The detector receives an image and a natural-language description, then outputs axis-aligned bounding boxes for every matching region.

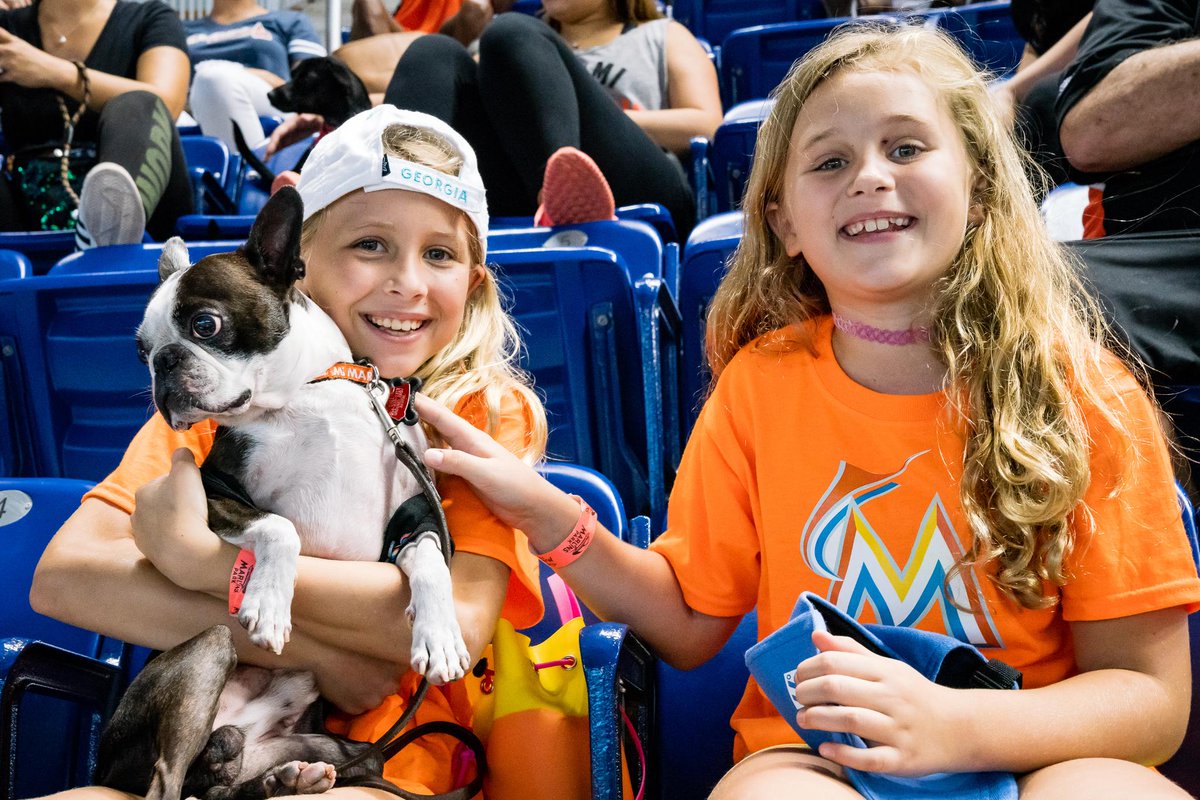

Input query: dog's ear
[158,237,191,282]
[243,185,306,294]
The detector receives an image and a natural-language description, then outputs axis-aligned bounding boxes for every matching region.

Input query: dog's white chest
[238,382,423,561]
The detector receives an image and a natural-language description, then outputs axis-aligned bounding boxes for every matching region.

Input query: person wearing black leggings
[381,3,721,235]
[0,0,193,246]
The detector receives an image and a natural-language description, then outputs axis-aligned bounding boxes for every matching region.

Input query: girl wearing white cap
[33,105,549,797]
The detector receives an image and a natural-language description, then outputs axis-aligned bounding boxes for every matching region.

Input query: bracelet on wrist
[534,494,597,570]
[228,548,256,615]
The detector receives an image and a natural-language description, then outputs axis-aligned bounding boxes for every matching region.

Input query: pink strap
[547,573,582,624]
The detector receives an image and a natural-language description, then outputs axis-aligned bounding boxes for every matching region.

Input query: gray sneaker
[74,162,146,249]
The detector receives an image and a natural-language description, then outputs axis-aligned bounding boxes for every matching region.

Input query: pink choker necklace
[832,311,931,346]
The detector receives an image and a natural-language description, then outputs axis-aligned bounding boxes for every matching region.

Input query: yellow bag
[469,576,641,800]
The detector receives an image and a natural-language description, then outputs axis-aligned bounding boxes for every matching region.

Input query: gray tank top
[573,18,669,112]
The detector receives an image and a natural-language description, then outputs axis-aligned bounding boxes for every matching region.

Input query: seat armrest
[581,623,656,800]
[1,638,123,798]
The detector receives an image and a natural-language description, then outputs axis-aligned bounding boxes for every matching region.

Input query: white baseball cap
[296,105,490,255]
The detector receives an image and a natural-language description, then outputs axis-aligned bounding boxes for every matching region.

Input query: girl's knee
[1019,758,1193,799]
[709,748,860,800]
[190,61,249,104]
[478,12,541,60]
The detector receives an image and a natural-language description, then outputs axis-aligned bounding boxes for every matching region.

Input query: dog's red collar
[309,361,421,426]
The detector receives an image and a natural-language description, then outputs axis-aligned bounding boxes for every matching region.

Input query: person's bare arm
[416,395,741,669]
[625,21,722,155]
[1060,36,1200,173]
[0,33,189,118]
[30,498,405,713]
[1004,13,1092,103]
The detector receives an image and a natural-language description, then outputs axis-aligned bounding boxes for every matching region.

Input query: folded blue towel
[744,591,1019,800]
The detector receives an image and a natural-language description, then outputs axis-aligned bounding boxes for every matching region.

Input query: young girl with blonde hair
[413,23,1200,799]
[32,105,547,797]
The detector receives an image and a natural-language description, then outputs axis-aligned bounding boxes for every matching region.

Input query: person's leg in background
[188,59,285,150]
[77,90,193,247]
[382,32,528,217]
[475,13,696,233]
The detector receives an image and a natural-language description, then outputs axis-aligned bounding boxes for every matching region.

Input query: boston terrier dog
[93,186,472,800]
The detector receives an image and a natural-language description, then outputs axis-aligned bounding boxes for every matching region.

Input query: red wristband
[536,495,597,569]
[228,548,256,615]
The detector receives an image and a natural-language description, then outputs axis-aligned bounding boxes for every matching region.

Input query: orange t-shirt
[392,0,463,32]
[650,316,1200,762]
[85,389,543,793]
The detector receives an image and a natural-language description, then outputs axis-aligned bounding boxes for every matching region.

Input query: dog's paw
[262,761,336,797]
[200,725,245,785]
[238,583,293,654]
[409,613,472,685]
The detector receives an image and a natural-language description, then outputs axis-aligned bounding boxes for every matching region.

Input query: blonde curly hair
[707,22,1149,609]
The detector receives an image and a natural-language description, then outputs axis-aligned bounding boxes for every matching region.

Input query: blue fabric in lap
[745,591,1019,800]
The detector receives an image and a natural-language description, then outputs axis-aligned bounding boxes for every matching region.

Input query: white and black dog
[92,187,473,800]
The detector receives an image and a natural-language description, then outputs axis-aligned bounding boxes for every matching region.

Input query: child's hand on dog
[416,394,582,555]
[131,448,230,594]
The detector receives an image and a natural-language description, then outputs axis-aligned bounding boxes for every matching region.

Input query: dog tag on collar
[386,377,421,426]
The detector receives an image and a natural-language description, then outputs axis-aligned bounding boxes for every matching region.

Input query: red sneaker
[534,147,616,227]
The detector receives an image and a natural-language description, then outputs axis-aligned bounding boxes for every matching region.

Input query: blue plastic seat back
[653,611,756,800]
[0,477,101,655]
[181,135,233,215]
[490,218,667,283]
[0,476,115,799]
[0,243,239,480]
[491,246,679,523]
[672,0,826,49]
[710,99,773,213]
[492,203,679,245]
[0,231,76,276]
[924,0,1022,78]
[720,17,855,106]
[678,211,743,438]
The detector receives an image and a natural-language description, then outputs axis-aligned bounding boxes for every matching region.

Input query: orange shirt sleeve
[1061,357,1200,620]
[440,390,544,630]
[392,0,463,32]
[83,415,217,514]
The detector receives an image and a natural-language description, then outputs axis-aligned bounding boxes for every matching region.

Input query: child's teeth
[371,316,422,331]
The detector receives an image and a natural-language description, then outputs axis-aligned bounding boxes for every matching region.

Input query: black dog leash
[200,362,486,800]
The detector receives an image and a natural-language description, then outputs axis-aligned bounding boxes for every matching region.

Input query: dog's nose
[153,343,186,374]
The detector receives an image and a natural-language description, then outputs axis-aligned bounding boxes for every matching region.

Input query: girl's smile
[299,188,481,379]
[768,67,976,321]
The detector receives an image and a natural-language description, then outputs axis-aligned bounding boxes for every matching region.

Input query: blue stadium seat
[709,99,772,214]
[492,246,680,524]
[0,231,76,276]
[924,0,1022,78]
[180,135,233,215]
[720,16,868,106]
[0,243,242,479]
[0,249,29,280]
[492,203,680,245]
[1162,485,1200,795]
[670,0,826,53]
[0,476,126,800]
[678,211,742,437]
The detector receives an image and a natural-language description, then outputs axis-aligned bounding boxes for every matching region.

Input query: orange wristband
[536,495,597,569]
[228,548,256,615]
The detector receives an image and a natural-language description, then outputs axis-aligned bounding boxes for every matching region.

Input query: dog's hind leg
[95,626,239,800]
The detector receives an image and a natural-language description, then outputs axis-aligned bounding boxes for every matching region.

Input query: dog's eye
[135,341,150,364]
[190,313,221,340]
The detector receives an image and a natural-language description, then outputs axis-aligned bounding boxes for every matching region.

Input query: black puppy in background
[234,57,372,186]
